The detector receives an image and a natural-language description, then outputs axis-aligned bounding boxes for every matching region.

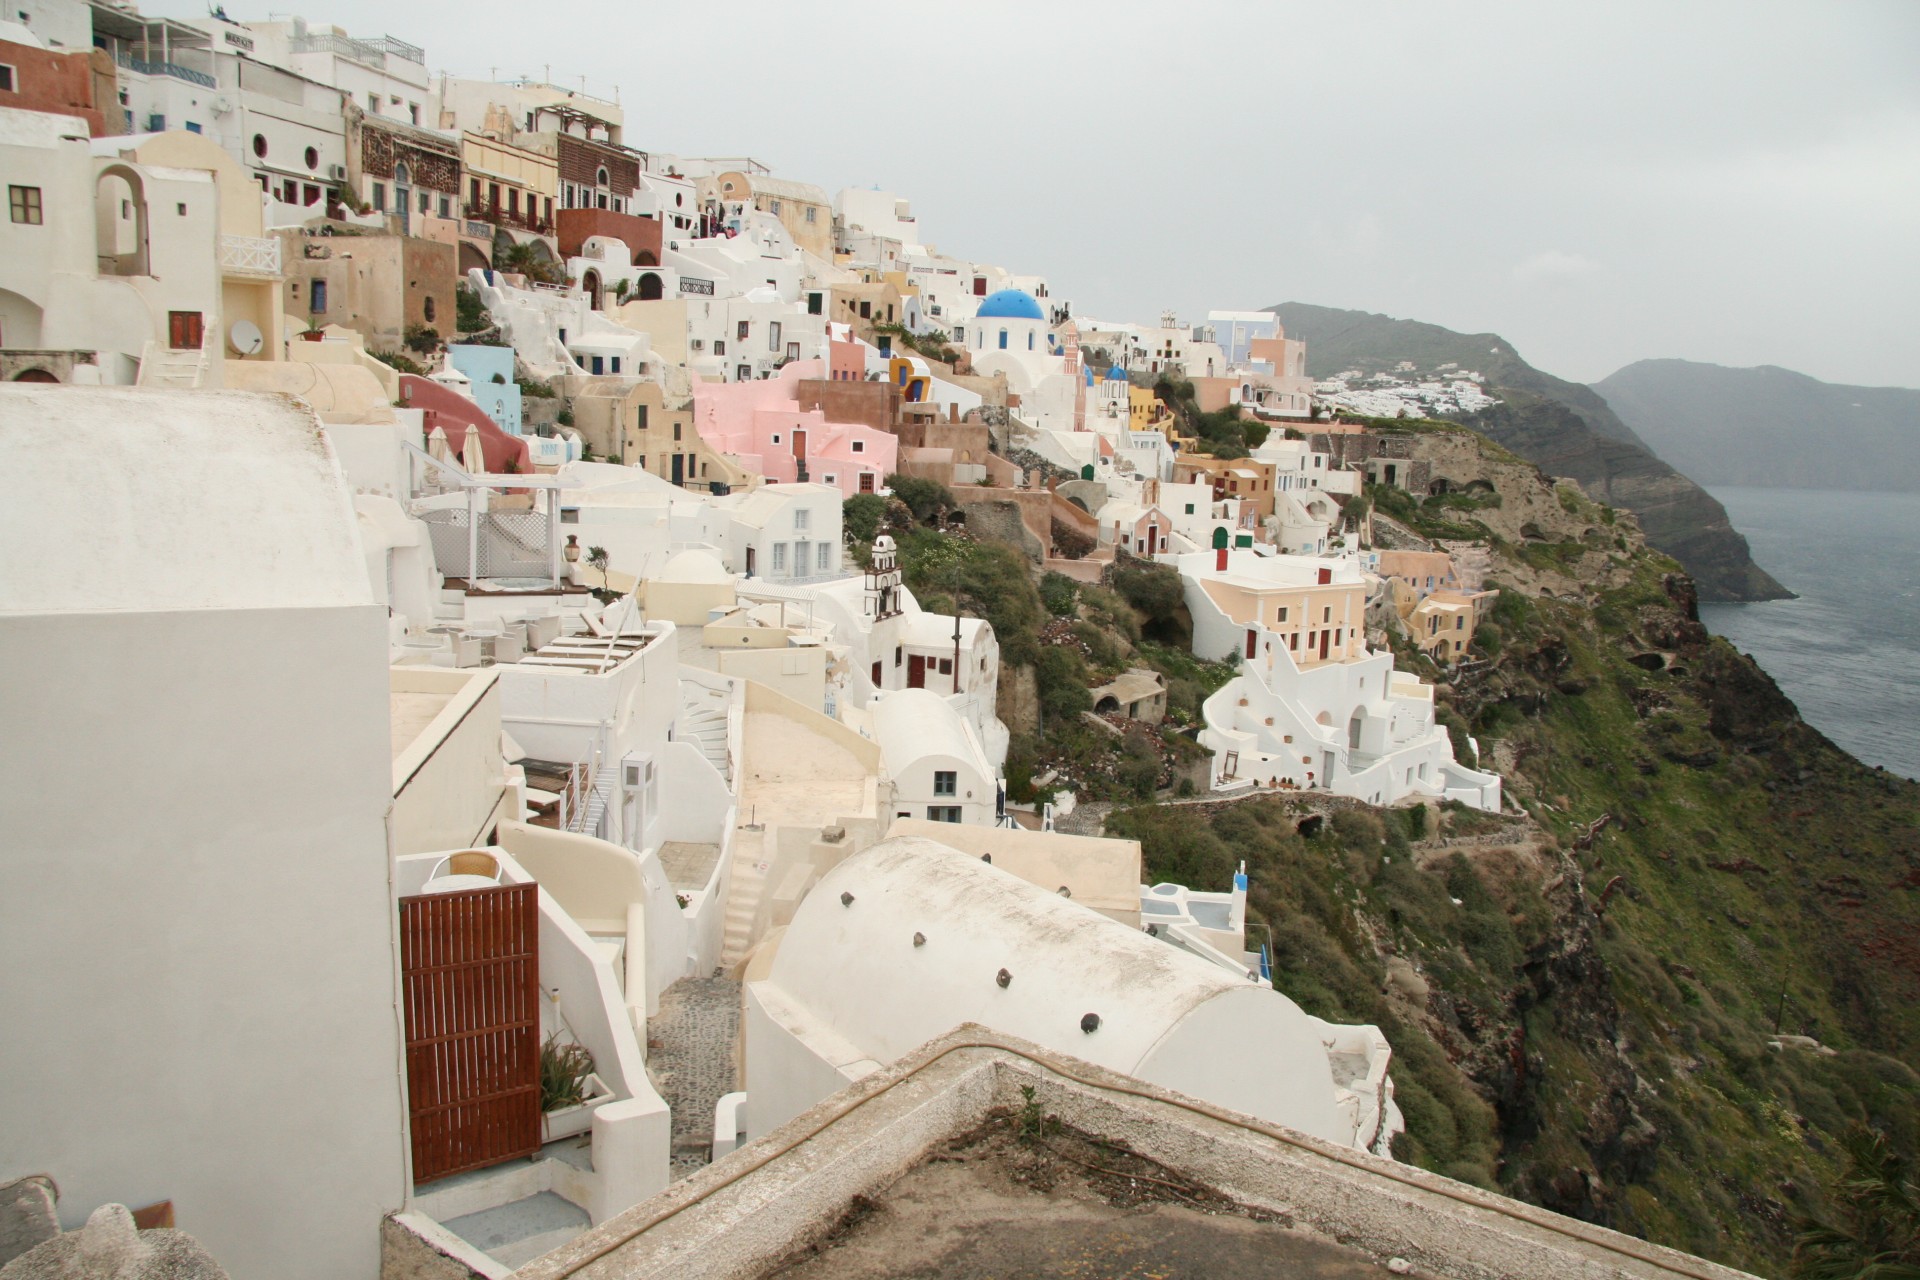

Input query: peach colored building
[1196,568,1366,668]
[692,360,896,497]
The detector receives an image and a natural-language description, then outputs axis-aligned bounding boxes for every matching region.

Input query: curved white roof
[873,688,981,775]
[658,548,732,585]
[1,388,372,615]
[768,836,1345,1142]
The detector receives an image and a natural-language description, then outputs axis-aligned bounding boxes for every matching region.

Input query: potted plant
[540,1033,611,1141]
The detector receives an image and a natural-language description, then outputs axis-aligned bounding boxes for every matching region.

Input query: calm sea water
[1699,487,1920,780]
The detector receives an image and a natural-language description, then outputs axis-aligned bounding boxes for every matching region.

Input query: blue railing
[117,53,216,88]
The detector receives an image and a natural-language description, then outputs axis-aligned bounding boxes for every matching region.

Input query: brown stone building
[276,229,457,353]
[0,36,115,136]
[351,113,462,231]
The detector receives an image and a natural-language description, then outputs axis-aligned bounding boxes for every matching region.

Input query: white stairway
[673,698,732,785]
[717,829,765,969]
[134,342,209,389]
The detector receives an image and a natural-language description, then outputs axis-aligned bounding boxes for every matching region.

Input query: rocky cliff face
[1268,302,1791,602]
[1461,396,1790,602]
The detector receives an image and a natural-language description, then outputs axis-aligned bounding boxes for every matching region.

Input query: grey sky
[154,0,1920,388]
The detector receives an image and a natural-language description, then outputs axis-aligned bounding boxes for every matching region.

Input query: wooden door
[1320,630,1330,661]
[167,311,203,351]
[907,654,926,688]
[400,883,541,1184]
[1245,629,1257,660]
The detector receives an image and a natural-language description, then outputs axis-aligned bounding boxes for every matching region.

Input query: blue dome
[975,289,1046,321]
[1105,365,1128,381]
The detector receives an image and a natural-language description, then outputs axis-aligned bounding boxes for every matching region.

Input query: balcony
[464,202,552,237]
[289,31,424,68]
[113,50,215,88]
[219,234,281,277]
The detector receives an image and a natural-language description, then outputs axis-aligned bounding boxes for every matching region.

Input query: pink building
[692,361,897,497]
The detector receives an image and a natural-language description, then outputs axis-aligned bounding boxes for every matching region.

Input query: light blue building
[1206,311,1278,368]
[448,344,522,435]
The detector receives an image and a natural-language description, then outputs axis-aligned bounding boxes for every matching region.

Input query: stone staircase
[135,341,210,389]
[717,828,765,969]
[674,692,732,785]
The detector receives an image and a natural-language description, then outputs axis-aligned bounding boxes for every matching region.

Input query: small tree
[885,473,955,523]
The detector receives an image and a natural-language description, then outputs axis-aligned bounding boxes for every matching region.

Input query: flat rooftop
[772,1122,1399,1280]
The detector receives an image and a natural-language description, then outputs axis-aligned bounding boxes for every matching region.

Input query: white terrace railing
[219,234,281,277]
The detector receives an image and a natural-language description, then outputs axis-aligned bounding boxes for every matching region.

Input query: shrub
[404,323,441,355]
[843,493,888,545]
[454,286,490,334]
[886,473,955,523]
[539,1034,595,1112]
[370,349,423,375]
[1039,572,1080,619]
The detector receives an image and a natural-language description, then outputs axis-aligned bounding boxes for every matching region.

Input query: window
[926,806,962,823]
[807,292,823,315]
[794,508,810,531]
[771,542,787,572]
[418,191,429,214]
[439,195,450,218]
[561,508,580,524]
[0,65,13,93]
[894,646,903,667]
[252,133,268,158]
[851,440,864,453]
[422,296,436,323]
[768,321,781,351]
[769,199,781,214]
[736,365,750,381]
[1185,503,1195,514]
[787,342,800,361]
[737,320,751,341]
[9,185,42,225]
[1323,607,1332,622]
[771,434,782,445]
[671,422,681,441]
[409,102,420,125]
[817,543,831,571]
[371,182,386,211]
[489,182,500,208]
[310,279,328,313]
[804,205,816,222]
[998,328,1008,350]
[713,340,725,356]
[937,658,952,674]
[933,770,957,797]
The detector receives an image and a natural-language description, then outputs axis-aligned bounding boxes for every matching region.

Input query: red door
[791,429,806,460]
[167,311,204,351]
[907,654,926,688]
[1245,629,1257,660]
[1320,630,1330,661]
[858,473,876,494]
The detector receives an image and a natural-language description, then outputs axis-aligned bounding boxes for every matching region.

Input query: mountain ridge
[1266,302,1790,602]
[1592,358,1920,492]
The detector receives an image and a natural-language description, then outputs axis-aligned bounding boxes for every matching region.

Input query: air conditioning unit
[327,163,347,181]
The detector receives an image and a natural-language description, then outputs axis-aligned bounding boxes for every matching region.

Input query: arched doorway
[458,241,490,275]
[1347,711,1364,750]
[635,250,658,267]
[1211,526,1229,550]
[12,368,59,383]
[636,273,663,301]
[581,268,602,311]
[95,164,149,277]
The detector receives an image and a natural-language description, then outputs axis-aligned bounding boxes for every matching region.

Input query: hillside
[1268,303,1790,603]
[867,424,1919,1276]
[1594,359,1920,492]
[998,420,1918,1278]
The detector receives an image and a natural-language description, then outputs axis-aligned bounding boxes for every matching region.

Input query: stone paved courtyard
[647,970,741,1180]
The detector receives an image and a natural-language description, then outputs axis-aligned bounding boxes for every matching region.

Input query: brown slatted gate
[400,882,542,1184]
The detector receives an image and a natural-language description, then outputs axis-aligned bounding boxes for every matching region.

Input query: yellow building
[1197,572,1366,668]
[709,171,832,257]
[124,132,284,371]
[570,378,755,490]
[1410,589,1499,663]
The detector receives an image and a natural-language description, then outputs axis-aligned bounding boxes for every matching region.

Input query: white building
[0,387,408,1279]
[1178,549,1501,811]
[741,835,1401,1155]
[1,108,223,386]
[875,689,999,826]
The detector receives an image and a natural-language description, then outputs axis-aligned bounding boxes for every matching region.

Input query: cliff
[1267,303,1790,602]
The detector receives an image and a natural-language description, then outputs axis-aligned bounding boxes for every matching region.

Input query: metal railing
[114,51,216,88]
[289,30,424,67]
[218,234,281,276]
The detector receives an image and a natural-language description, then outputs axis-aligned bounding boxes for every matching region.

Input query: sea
[1699,487,1920,780]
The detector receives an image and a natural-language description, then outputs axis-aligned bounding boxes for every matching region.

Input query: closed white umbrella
[461,426,486,475]
[427,424,453,464]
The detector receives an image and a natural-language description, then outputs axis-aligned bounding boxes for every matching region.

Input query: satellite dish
[228,319,263,356]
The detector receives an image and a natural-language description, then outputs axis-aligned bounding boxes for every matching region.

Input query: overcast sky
[154,0,1920,388]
